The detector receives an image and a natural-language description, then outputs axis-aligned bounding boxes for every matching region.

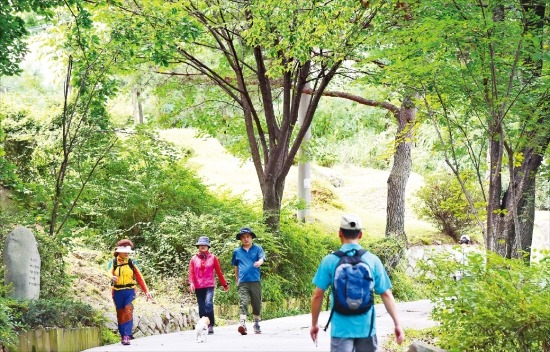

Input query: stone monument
[3,226,41,299]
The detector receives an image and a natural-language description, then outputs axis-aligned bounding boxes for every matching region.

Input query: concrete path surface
[83,300,435,352]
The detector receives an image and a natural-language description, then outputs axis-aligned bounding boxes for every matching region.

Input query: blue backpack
[324,249,375,333]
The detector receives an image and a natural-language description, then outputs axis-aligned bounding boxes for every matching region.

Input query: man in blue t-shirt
[310,214,404,351]
[232,227,266,335]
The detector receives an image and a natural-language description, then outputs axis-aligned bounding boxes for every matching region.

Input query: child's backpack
[324,249,375,333]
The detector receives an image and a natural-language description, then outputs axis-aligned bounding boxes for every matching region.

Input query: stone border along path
[83,300,435,352]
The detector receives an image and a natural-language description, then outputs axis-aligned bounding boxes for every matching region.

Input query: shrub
[11,299,106,329]
[412,171,485,241]
[34,231,72,299]
[365,236,425,302]
[0,297,116,347]
[418,250,550,351]
[0,299,18,351]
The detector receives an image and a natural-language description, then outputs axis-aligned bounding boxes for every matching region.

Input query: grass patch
[383,327,439,352]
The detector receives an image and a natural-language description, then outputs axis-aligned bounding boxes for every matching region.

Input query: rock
[3,227,41,299]
[408,341,447,352]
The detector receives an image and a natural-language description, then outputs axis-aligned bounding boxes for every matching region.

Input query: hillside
[67,127,549,336]
[158,128,437,238]
[67,128,437,332]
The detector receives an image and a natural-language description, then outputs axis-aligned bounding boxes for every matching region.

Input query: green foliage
[418,250,550,351]
[412,172,485,241]
[0,0,82,75]
[272,216,340,297]
[365,236,425,301]
[11,299,104,329]
[0,296,110,349]
[309,95,394,169]
[310,110,394,169]
[137,209,248,278]
[383,327,438,352]
[0,102,36,191]
[315,131,393,169]
[386,269,425,302]
[76,129,214,239]
[364,236,406,273]
[35,231,72,299]
[0,299,18,351]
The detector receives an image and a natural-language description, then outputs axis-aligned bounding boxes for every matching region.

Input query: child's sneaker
[121,336,131,345]
[238,320,247,335]
[253,321,261,334]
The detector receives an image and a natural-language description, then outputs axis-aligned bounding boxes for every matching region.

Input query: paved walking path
[84,300,435,352]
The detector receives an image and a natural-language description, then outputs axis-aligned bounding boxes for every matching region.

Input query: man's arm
[234,266,239,284]
[380,290,404,345]
[310,287,324,342]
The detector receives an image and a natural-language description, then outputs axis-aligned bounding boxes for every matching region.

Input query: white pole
[297,83,312,222]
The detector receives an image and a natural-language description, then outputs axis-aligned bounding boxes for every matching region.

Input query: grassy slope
[158,128,439,242]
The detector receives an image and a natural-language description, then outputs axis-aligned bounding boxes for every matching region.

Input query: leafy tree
[85,0,401,231]
[376,0,549,259]
[0,0,80,76]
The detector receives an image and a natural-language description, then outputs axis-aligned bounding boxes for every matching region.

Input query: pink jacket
[188,252,228,289]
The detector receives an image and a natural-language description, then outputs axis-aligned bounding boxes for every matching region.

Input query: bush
[412,171,485,241]
[10,299,106,329]
[418,250,550,351]
[365,236,425,302]
[0,299,18,351]
[0,297,114,349]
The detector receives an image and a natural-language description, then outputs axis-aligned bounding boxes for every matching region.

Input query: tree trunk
[385,97,415,244]
[261,176,285,232]
[488,144,546,259]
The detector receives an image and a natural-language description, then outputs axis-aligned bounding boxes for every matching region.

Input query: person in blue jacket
[232,227,266,335]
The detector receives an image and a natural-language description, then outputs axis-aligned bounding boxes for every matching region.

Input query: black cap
[236,227,256,240]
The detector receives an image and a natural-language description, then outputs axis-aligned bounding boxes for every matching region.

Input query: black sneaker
[208,326,214,335]
[253,323,261,334]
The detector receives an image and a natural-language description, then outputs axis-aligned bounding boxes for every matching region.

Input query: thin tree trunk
[385,97,415,245]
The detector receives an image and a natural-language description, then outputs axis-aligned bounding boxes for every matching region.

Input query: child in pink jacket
[188,236,229,334]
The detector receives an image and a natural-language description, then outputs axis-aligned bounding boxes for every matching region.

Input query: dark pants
[330,335,378,352]
[195,287,215,327]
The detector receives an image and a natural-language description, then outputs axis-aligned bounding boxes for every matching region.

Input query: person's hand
[223,285,229,292]
[111,276,118,284]
[310,325,319,346]
[394,325,405,345]
[253,260,262,268]
[189,283,195,293]
[145,292,153,302]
